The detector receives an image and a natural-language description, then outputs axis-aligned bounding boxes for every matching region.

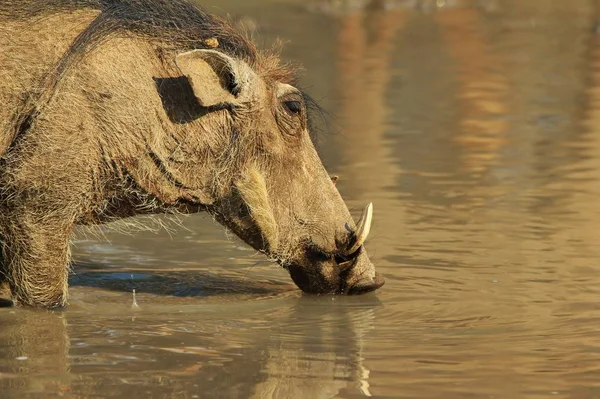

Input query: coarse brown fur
[0,0,382,308]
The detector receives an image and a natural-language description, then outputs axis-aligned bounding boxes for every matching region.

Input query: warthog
[0,0,384,308]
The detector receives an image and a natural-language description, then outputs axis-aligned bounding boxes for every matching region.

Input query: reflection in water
[0,311,71,397]
[250,297,379,398]
[5,0,600,397]
[0,296,379,398]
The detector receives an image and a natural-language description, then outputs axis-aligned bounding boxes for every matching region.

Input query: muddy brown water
[3,0,600,397]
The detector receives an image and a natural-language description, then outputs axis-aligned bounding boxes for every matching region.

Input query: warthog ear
[175,49,241,107]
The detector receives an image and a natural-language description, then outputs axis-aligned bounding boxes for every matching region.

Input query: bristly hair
[0,0,297,85]
[0,0,299,150]
[0,0,256,59]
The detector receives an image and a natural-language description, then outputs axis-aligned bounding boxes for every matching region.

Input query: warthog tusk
[347,202,373,255]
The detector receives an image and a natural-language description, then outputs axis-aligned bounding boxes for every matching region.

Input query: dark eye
[283,100,302,115]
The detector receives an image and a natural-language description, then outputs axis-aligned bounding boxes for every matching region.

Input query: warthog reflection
[249,296,379,398]
[0,274,380,398]
[0,310,71,395]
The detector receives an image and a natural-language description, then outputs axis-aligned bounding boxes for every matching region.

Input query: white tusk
[347,202,373,255]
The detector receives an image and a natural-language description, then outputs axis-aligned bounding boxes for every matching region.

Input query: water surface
[3,0,600,397]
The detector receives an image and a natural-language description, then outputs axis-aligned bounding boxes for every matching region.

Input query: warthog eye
[283,100,302,115]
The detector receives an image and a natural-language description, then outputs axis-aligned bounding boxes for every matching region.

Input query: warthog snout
[287,203,384,295]
[287,247,385,295]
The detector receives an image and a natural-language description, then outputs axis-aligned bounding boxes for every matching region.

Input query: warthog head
[172,49,384,294]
